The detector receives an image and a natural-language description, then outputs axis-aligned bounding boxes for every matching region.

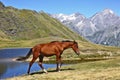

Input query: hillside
[0,2,83,42]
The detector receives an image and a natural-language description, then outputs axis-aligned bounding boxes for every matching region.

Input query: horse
[17,40,80,74]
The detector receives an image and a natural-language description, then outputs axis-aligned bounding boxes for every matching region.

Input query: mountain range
[51,9,120,47]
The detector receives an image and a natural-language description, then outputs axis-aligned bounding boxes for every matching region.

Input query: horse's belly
[42,52,55,57]
[41,50,56,56]
[41,46,59,56]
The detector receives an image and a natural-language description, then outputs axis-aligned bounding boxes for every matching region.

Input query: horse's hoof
[27,72,30,75]
[56,70,60,72]
[58,70,60,72]
[43,69,48,73]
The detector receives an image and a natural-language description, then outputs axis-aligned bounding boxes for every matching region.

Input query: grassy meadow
[2,38,120,80]
[7,55,120,80]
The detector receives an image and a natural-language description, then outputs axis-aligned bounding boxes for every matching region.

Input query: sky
[0,0,120,17]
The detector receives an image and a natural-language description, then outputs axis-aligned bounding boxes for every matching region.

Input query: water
[0,48,29,59]
[0,48,56,79]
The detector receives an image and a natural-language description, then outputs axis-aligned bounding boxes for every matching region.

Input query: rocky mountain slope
[51,9,120,46]
[0,2,82,41]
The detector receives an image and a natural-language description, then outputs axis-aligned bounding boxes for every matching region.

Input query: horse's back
[33,42,62,56]
[40,42,62,51]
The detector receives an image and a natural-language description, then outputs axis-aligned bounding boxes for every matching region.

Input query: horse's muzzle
[76,51,80,56]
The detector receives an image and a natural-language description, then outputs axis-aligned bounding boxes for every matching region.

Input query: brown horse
[17,40,80,74]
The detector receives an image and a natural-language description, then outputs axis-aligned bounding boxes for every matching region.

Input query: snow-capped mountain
[51,9,120,46]
[91,9,120,30]
[52,13,97,37]
[88,9,120,46]
[52,12,85,22]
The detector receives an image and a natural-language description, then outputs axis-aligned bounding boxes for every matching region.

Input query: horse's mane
[50,40,71,43]
[50,41,59,43]
[62,40,72,42]
[62,40,77,44]
[50,40,77,43]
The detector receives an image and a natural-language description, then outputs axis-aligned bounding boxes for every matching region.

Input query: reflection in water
[0,48,56,79]
[0,63,7,76]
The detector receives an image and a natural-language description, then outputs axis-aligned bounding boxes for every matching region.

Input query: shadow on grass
[80,57,113,62]
[30,68,75,75]
[44,57,114,64]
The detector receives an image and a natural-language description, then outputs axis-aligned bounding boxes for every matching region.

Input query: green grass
[0,7,83,40]
[7,56,120,80]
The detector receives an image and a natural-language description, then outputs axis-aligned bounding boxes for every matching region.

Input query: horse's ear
[73,40,76,43]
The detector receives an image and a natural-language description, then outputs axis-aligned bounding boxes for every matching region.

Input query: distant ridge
[51,9,120,47]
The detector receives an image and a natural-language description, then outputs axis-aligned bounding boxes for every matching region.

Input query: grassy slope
[0,6,82,40]
[0,6,85,48]
[0,30,8,40]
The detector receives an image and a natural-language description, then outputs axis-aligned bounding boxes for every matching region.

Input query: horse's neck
[62,42,73,49]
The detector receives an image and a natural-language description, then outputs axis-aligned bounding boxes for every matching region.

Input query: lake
[0,48,56,79]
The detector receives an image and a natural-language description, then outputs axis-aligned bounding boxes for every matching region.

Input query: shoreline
[13,56,114,64]
[6,56,120,80]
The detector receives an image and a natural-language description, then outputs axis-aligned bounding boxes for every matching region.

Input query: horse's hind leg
[27,54,38,74]
[56,55,62,72]
[38,55,47,73]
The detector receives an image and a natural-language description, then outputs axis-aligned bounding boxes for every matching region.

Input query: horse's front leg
[38,55,48,73]
[56,55,62,72]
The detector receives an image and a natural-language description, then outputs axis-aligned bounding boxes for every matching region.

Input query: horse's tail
[16,48,32,61]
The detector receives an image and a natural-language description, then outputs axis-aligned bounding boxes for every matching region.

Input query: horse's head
[71,41,80,56]
[62,40,80,55]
